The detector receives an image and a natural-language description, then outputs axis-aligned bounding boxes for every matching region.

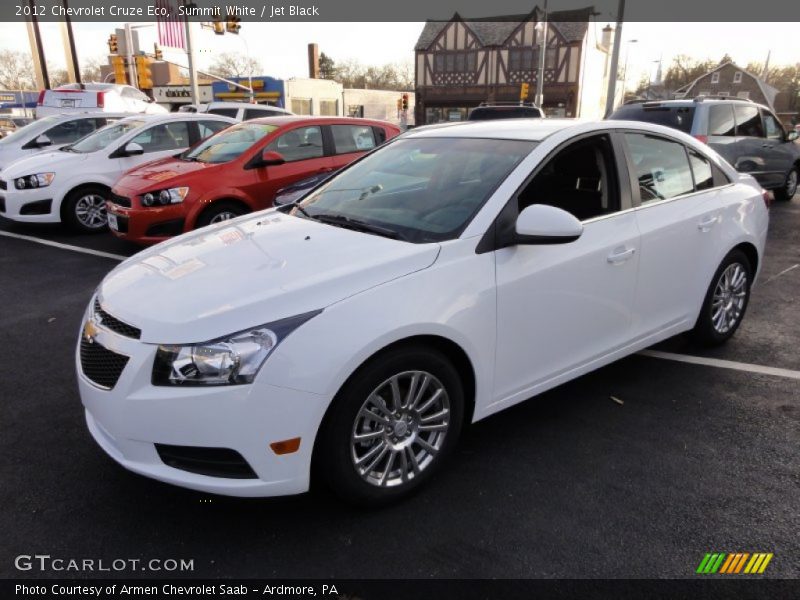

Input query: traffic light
[401,93,409,111]
[226,15,241,34]
[520,82,530,101]
[212,17,224,35]
[108,34,118,54]
[154,45,163,61]
[111,55,127,85]
[135,55,154,90]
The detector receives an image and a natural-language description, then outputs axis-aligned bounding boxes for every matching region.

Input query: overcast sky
[0,20,797,89]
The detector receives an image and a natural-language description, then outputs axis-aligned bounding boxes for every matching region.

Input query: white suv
[36,84,168,119]
[180,101,293,121]
[0,113,234,231]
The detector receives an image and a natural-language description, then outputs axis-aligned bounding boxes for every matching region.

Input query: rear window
[609,105,696,134]
[208,108,238,118]
[468,107,542,120]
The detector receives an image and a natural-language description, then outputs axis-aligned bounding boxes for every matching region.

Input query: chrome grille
[94,298,141,340]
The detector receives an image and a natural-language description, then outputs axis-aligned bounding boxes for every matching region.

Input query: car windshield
[0,116,59,145]
[68,120,145,153]
[293,137,535,243]
[609,104,696,133]
[183,122,278,163]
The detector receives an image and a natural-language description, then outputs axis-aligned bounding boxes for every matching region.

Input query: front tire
[316,345,464,506]
[62,185,109,233]
[195,201,247,229]
[692,249,752,346]
[773,167,798,202]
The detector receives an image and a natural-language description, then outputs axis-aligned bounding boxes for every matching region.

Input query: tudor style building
[414,7,617,124]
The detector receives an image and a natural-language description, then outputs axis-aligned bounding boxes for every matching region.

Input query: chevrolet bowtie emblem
[83,319,99,344]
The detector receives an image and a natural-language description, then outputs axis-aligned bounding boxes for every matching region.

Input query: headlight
[14,172,55,190]
[141,187,189,207]
[152,310,322,386]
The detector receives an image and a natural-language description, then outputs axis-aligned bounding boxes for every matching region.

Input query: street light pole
[620,39,637,106]
[604,0,625,117]
[183,2,200,104]
[535,0,548,109]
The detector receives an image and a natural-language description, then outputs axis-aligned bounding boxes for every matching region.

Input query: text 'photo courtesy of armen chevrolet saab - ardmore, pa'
[0,0,799,597]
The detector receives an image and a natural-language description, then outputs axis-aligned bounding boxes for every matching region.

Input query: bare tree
[0,49,36,90]
[207,52,262,79]
[81,56,104,83]
[47,65,70,88]
[327,57,414,91]
[318,52,336,79]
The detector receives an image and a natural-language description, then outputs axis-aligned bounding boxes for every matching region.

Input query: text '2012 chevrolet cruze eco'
[77,119,769,505]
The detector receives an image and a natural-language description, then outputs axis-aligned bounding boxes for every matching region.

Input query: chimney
[601,25,613,52]
[308,43,319,79]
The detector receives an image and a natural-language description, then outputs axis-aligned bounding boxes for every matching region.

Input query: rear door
[625,132,728,336]
[730,104,771,186]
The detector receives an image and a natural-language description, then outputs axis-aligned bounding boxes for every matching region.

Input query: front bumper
[107,200,188,245]
[76,319,330,497]
[0,185,58,223]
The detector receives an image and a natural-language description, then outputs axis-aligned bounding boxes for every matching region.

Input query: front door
[493,133,640,406]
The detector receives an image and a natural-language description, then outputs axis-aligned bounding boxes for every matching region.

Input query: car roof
[116,113,237,125]
[621,98,772,111]
[405,118,582,141]
[243,115,397,127]
[206,101,291,111]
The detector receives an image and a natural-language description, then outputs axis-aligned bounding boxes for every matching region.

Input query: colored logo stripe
[698,553,773,574]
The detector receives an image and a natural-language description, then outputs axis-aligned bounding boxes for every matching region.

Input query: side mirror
[787,130,799,142]
[123,142,144,156]
[35,134,52,147]
[245,149,286,170]
[514,204,583,244]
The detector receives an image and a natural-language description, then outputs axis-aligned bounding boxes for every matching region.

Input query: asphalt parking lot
[1,197,798,581]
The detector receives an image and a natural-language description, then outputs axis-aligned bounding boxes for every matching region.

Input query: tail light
[96,91,105,108]
[693,134,708,144]
[762,189,772,209]
[37,90,45,106]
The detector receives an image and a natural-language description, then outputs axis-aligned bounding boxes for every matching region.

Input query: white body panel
[36,84,168,119]
[76,119,769,497]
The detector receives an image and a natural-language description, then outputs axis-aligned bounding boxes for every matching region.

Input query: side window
[688,150,714,191]
[198,120,229,138]
[243,108,272,121]
[624,133,694,202]
[265,125,323,161]
[208,108,238,118]
[708,105,736,136]
[130,122,190,153]
[45,119,96,144]
[762,111,784,141]
[517,134,619,221]
[372,126,387,144]
[734,105,765,137]
[330,125,376,155]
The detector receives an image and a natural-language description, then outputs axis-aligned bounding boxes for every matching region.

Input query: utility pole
[535,0,548,108]
[183,2,200,104]
[124,23,136,88]
[604,0,625,118]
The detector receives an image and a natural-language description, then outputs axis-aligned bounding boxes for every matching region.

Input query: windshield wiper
[309,213,407,241]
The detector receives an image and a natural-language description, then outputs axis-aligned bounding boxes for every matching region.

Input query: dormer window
[711,72,720,84]
[733,72,743,84]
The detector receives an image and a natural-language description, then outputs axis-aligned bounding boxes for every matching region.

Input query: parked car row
[0,111,401,243]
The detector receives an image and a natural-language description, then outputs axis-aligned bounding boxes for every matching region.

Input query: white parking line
[639,349,800,381]
[0,230,127,261]
[764,263,799,284]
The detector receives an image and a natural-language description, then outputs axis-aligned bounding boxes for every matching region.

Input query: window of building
[517,134,620,221]
[348,105,364,118]
[319,99,338,116]
[291,98,312,115]
[624,133,694,202]
[711,72,720,84]
[509,48,535,72]
[330,125,376,154]
[545,47,557,69]
[734,105,765,137]
[435,51,477,73]
[733,71,743,84]
[265,125,323,161]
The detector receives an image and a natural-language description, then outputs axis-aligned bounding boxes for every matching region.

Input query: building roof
[414,6,595,50]
[675,61,779,109]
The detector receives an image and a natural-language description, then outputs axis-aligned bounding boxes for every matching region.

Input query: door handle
[607,247,636,264]
[697,215,718,232]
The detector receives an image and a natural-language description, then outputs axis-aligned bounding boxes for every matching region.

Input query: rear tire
[315,345,464,506]
[195,201,247,229]
[773,167,798,202]
[62,185,109,233]
[691,249,752,346]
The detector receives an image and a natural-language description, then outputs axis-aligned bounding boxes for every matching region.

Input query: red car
[107,116,400,244]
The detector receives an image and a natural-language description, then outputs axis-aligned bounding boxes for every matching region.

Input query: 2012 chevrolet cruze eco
[77,119,769,505]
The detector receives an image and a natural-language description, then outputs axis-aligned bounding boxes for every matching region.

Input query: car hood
[114,156,217,193]
[2,148,88,177]
[98,211,440,344]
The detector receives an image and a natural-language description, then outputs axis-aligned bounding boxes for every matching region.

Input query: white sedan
[76,119,769,505]
[0,113,234,232]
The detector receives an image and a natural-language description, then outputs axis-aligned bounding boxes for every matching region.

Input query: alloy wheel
[209,211,238,224]
[350,370,450,488]
[711,262,748,334]
[74,194,108,229]
[786,170,798,198]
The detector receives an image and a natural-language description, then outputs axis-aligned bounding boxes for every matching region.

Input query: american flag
[156,0,186,50]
